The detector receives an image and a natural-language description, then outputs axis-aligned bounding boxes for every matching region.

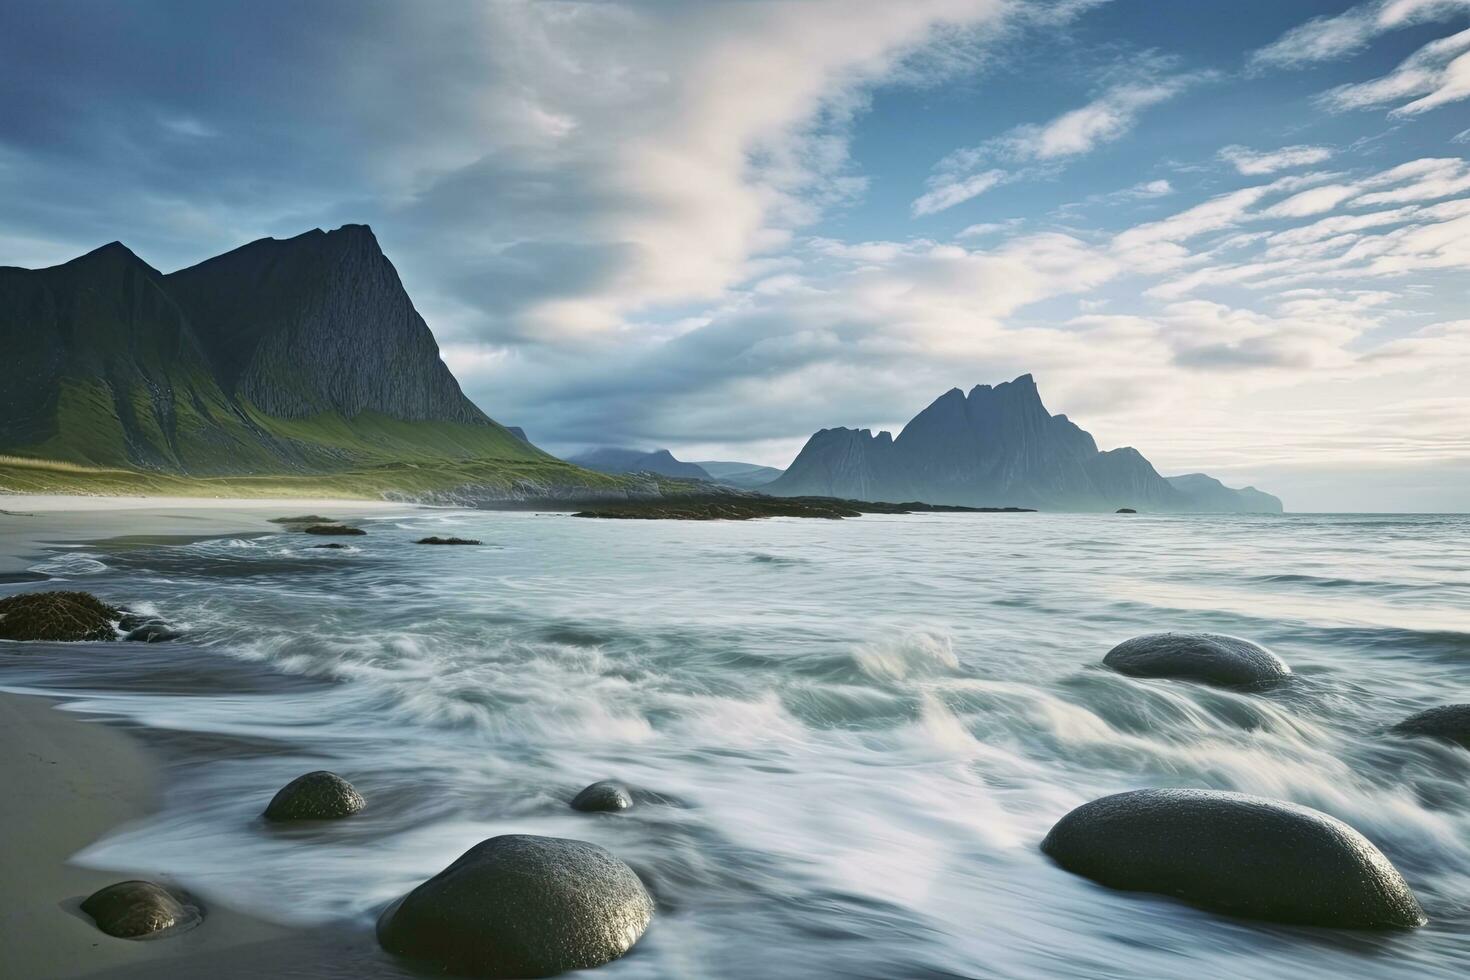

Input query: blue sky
[2,0,1469,509]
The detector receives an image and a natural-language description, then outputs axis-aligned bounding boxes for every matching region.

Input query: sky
[2,0,1469,511]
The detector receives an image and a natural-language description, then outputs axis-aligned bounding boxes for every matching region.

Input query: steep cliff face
[768,376,1283,512]
[0,226,540,475]
[167,225,488,424]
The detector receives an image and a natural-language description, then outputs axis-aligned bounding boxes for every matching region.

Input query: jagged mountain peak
[0,226,534,474]
[770,376,1282,513]
[54,240,160,277]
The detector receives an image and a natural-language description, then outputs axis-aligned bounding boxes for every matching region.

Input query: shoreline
[0,497,419,977]
[0,495,421,575]
[0,691,366,978]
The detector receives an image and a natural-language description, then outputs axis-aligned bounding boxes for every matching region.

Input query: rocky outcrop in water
[304,525,366,536]
[1103,632,1291,688]
[1041,789,1424,928]
[572,493,1017,521]
[263,771,365,821]
[377,834,654,977]
[1392,705,1470,748]
[81,881,202,939]
[766,376,1283,513]
[0,591,120,641]
[571,781,634,812]
[415,536,481,545]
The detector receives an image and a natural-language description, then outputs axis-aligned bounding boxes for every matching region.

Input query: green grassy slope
[0,452,639,501]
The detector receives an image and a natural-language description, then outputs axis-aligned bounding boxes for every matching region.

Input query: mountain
[766,376,1282,513]
[568,448,711,481]
[0,226,571,484]
[1165,473,1281,513]
[695,461,785,489]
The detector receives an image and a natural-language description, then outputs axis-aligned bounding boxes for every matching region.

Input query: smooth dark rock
[268,514,336,524]
[415,536,481,545]
[1103,632,1290,688]
[81,880,202,939]
[263,770,365,821]
[303,524,366,536]
[0,590,119,642]
[312,543,348,549]
[377,834,654,978]
[1041,788,1424,929]
[1116,507,1137,513]
[571,780,634,813]
[124,622,181,643]
[1392,704,1470,748]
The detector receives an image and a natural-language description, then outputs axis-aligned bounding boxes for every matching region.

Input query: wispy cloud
[914,66,1205,216]
[1219,144,1333,175]
[954,218,1023,239]
[912,169,1008,216]
[1250,0,1470,69]
[1319,26,1470,115]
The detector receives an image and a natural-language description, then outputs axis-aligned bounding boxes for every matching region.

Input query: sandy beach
[0,495,414,576]
[0,497,425,978]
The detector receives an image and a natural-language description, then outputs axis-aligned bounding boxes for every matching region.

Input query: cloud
[954,218,1022,239]
[912,169,1008,216]
[1219,144,1334,175]
[1258,183,1361,218]
[0,0,1035,342]
[1250,0,1470,69]
[912,64,1204,215]
[1141,159,1470,299]
[1319,26,1470,115]
[999,79,1192,160]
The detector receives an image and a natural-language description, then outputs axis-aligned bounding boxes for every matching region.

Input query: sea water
[3,511,1469,978]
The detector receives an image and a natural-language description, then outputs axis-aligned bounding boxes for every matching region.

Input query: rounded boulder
[1103,632,1290,688]
[1041,788,1424,929]
[1391,704,1470,748]
[571,780,634,813]
[377,834,654,978]
[263,770,365,821]
[0,590,119,642]
[81,880,202,939]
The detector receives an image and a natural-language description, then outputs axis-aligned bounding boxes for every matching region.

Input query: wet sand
[0,497,424,978]
[0,495,413,576]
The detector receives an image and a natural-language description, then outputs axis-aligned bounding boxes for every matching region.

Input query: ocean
[4,510,1469,978]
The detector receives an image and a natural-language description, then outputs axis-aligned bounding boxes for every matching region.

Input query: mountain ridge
[766,376,1282,513]
[0,225,538,477]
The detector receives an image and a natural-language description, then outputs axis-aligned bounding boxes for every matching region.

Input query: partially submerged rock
[1391,704,1470,748]
[268,514,336,524]
[123,622,182,643]
[263,770,365,821]
[81,880,202,939]
[571,780,634,813]
[1041,788,1424,929]
[378,834,654,977]
[415,536,482,545]
[312,543,348,550]
[1103,632,1290,688]
[303,524,366,536]
[0,590,119,641]
[1116,507,1137,514]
